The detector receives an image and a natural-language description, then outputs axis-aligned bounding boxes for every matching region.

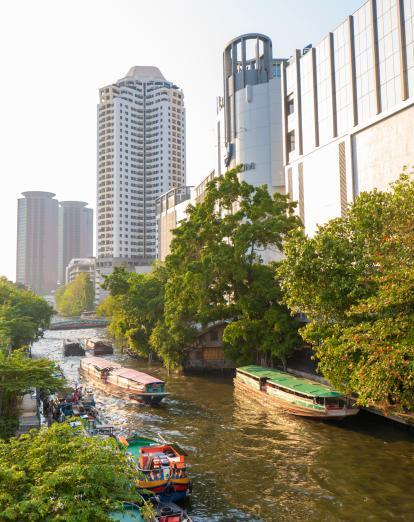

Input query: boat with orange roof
[79,357,168,406]
[118,434,192,503]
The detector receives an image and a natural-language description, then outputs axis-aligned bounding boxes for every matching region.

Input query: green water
[33,330,414,521]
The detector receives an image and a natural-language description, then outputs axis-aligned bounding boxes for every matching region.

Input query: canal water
[33,329,414,522]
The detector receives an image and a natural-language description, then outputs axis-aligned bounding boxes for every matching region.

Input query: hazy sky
[0,0,363,280]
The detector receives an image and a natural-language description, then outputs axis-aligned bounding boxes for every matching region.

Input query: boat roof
[82,356,121,370]
[82,357,164,384]
[237,366,342,398]
[113,368,164,385]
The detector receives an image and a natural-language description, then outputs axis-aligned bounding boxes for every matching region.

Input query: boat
[63,338,85,357]
[118,434,192,503]
[82,338,113,355]
[79,357,168,405]
[110,499,192,521]
[235,366,359,420]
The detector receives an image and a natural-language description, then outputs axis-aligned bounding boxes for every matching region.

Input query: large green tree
[0,278,53,349]
[102,166,301,369]
[162,166,301,367]
[55,274,95,317]
[99,265,167,358]
[278,171,414,410]
[0,422,142,521]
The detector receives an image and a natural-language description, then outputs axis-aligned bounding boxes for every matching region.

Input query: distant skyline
[0,0,363,280]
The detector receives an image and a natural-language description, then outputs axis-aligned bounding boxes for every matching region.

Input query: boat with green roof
[235,366,359,420]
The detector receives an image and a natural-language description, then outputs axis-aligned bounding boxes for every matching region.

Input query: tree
[100,265,167,358]
[0,422,142,521]
[278,171,414,409]
[163,166,301,367]
[0,347,64,422]
[102,166,301,369]
[55,274,95,317]
[0,278,53,349]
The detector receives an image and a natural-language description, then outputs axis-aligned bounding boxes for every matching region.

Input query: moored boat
[118,434,191,503]
[63,338,85,357]
[110,499,192,521]
[79,357,168,406]
[82,338,113,355]
[235,366,359,420]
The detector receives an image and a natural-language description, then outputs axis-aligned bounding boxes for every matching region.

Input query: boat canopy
[82,356,121,370]
[113,368,164,385]
[237,366,342,398]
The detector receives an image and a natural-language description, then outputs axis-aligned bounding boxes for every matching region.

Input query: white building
[282,0,414,235]
[66,257,95,285]
[96,66,186,301]
[217,34,286,196]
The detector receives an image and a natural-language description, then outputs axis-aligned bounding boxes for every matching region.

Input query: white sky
[0,0,363,280]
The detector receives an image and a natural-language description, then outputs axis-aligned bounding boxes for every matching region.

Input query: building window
[287,130,295,153]
[287,95,295,115]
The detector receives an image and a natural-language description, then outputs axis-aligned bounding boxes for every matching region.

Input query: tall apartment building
[282,0,414,235]
[16,191,59,295]
[217,33,287,195]
[58,201,93,285]
[96,66,186,301]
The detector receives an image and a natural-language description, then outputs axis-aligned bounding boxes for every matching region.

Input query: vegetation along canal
[33,329,414,522]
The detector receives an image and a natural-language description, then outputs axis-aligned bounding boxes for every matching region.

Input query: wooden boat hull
[138,477,191,503]
[84,340,113,356]
[234,379,359,420]
[79,367,167,405]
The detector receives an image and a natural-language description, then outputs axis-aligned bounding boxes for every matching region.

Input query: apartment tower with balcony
[96,66,186,300]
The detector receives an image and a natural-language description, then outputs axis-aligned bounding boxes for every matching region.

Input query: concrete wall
[352,105,414,194]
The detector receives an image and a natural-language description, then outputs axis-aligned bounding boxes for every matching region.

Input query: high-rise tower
[58,201,93,285]
[96,66,186,301]
[217,34,286,195]
[16,191,59,295]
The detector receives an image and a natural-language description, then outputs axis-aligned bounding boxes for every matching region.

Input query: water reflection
[33,329,414,521]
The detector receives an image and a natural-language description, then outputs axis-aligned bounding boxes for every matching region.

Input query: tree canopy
[103,166,301,369]
[0,422,142,521]
[0,278,53,349]
[278,171,414,409]
[99,265,168,358]
[55,274,95,317]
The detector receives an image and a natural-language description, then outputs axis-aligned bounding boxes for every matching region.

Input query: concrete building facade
[96,66,186,301]
[217,34,286,195]
[282,0,414,235]
[156,186,192,261]
[16,191,59,295]
[58,201,93,285]
[66,257,95,285]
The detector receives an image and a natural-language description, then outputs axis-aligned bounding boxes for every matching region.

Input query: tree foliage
[279,171,414,409]
[163,167,301,367]
[100,265,167,358]
[103,167,301,369]
[55,274,95,317]
[0,422,142,521]
[0,278,53,349]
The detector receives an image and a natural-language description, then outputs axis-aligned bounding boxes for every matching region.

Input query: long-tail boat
[118,434,191,503]
[79,357,168,406]
[235,366,359,420]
